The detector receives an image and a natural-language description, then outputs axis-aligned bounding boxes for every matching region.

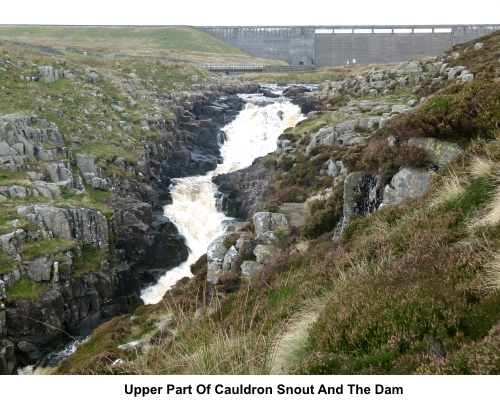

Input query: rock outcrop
[379,167,434,208]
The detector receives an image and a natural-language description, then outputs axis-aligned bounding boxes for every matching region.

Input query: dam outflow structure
[200,25,500,67]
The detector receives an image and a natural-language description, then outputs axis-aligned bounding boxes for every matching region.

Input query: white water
[141,98,303,305]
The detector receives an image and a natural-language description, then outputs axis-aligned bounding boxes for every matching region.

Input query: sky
[0,0,497,26]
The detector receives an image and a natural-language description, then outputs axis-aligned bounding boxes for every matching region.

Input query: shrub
[302,185,343,238]
[261,186,309,212]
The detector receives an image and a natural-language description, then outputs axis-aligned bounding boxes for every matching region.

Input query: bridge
[199,25,500,67]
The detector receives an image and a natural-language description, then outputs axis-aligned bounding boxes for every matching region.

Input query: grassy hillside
[0,25,283,64]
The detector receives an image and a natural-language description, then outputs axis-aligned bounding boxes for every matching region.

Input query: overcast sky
[0,0,497,26]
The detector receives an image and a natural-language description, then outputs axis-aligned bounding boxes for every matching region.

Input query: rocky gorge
[2,30,500,375]
[0,45,262,373]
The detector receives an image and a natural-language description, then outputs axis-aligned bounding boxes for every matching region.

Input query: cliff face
[0,48,259,373]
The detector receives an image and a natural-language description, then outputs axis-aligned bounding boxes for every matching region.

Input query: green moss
[6,277,49,302]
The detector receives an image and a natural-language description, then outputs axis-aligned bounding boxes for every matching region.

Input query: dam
[200,25,500,67]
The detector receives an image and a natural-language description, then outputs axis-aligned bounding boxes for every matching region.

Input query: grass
[0,26,282,65]
[17,239,78,261]
[5,277,49,302]
[0,26,247,55]
[72,245,108,277]
[0,250,17,274]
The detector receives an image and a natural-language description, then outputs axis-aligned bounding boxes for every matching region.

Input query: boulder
[0,229,26,255]
[408,137,462,167]
[379,167,433,208]
[76,154,110,190]
[335,172,383,238]
[37,66,61,84]
[254,244,282,265]
[222,245,239,272]
[17,341,40,362]
[253,212,289,236]
[306,127,336,155]
[241,261,265,277]
[206,235,229,284]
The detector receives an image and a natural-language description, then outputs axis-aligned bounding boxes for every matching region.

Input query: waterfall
[141,97,303,305]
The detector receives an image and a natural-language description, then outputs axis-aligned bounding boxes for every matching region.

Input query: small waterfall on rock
[141,97,303,305]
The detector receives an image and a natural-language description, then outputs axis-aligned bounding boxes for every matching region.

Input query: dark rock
[213,156,275,220]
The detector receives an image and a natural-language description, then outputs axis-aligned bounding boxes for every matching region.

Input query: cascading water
[141,96,304,305]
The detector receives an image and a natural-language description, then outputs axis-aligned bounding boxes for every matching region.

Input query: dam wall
[200,25,500,67]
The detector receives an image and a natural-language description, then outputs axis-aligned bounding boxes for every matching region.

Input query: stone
[8,185,29,199]
[475,43,484,50]
[32,181,62,199]
[252,212,289,236]
[206,235,229,284]
[25,256,53,281]
[0,229,26,255]
[327,159,338,176]
[76,154,110,190]
[222,245,238,272]
[379,167,433,208]
[70,137,83,149]
[348,137,366,146]
[0,280,6,302]
[461,74,474,82]
[306,126,336,155]
[46,163,74,184]
[407,99,418,107]
[391,105,407,113]
[17,204,109,251]
[255,231,283,249]
[335,172,383,238]
[38,66,61,84]
[408,137,462,167]
[254,244,282,265]
[241,261,265,277]
[17,341,39,362]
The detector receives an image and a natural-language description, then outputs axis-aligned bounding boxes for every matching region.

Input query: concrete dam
[200,25,500,67]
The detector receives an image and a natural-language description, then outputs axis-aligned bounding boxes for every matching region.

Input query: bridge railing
[201,64,264,70]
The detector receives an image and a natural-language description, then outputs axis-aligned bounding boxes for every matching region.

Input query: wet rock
[213,156,274,220]
[335,172,383,238]
[17,341,39,363]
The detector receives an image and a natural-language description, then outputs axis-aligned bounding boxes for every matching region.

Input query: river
[141,91,305,304]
